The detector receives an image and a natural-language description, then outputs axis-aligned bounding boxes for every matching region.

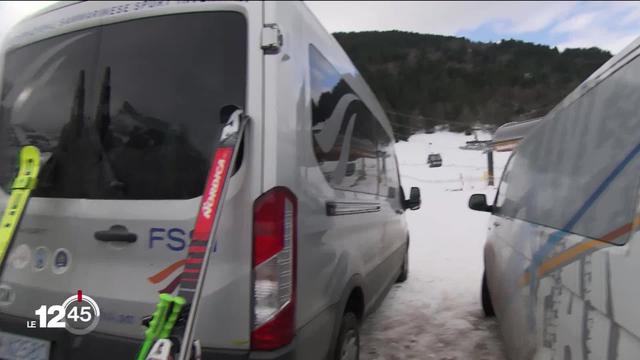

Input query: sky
[306,1,640,54]
[0,1,638,53]
[0,1,56,44]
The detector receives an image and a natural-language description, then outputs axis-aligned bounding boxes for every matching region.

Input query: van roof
[509,35,640,153]
[3,1,249,52]
[551,36,640,115]
[491,118,542,152]
[24,1,80,20]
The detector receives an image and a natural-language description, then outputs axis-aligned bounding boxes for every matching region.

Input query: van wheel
[482,271,495,317]
[396,245,409,283]
[335,312,359,360]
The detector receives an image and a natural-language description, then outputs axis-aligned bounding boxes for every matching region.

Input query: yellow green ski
[0,146,40,267]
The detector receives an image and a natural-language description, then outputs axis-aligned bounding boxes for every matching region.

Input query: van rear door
[0,10,250,350]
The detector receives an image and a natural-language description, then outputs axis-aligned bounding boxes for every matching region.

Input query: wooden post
[487,149,494,186]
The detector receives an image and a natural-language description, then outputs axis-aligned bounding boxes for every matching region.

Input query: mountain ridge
[333,30,612,139]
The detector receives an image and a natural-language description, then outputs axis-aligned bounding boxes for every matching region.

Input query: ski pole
[159,296,185,339]
[136,110,248,360]
[137,294,172,360]
[176,112,248,360]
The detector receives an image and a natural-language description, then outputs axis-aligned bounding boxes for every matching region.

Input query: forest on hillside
[334,31,612,139]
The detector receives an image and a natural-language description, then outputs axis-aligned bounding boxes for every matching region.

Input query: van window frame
[0,11,248,200]
[308,44,398,199]
[493,150,516,216]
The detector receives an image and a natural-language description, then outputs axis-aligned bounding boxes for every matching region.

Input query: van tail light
[251,187,297,350]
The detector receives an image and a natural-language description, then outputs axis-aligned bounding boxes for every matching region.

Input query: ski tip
[19,146,41,182]
[20,145,41,160]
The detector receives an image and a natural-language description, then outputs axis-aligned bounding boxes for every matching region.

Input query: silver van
[0,2,421,359]
[470,37,640,359]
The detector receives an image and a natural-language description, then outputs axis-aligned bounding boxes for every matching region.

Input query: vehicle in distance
[427,153,443,167]
[469,36,640,359]
[0,2,421,360]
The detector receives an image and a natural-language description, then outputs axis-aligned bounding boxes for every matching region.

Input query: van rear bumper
[0,302,335,360]
[0,312,252,360]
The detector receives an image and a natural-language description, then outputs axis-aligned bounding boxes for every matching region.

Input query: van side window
[494,152,516,215]
[376,124,400,198]
[309,45,392,196]
[498,56,640,244]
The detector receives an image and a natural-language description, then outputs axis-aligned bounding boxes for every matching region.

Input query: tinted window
[500,57,640,244]
[377,124,400,198]
[310,45,394,196]
[494,152,517,216]
[0,12,247,199]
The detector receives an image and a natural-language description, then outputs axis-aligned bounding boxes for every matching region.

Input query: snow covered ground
[360,131,511,360]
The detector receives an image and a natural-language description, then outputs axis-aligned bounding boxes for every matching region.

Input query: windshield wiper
[94,66,125,193]
[37,70,88,191]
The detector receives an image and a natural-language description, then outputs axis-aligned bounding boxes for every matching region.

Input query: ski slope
[361,131,511,360]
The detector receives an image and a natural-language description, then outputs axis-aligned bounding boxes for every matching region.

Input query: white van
[0,2,421,359]
[470,37,640,359]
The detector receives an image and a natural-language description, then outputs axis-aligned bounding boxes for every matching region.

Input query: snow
[361,131,511,360]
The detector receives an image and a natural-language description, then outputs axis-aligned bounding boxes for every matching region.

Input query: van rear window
[0,12,247,200]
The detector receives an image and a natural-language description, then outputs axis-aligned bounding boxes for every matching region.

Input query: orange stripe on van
[519,215,640,286]
[536,240,608,276]
[601,222,634,243]
[493,139,521,152]
[148,259,187,284]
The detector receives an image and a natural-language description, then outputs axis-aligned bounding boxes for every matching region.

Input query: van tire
[396,244,409,283]
[482,271,495,317]
[335,312,359,360]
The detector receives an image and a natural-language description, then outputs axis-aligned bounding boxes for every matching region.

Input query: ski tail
[177,146,234,302]
[0,146,40,271]
[137,294,172,360]
[137,111,249,360]
[138,294,186,360]
[174,111,249,360]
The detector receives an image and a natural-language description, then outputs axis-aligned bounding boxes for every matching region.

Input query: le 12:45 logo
[27,290,101,335]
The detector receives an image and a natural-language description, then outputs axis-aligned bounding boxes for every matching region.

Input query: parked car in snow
[469,36,640,359]
[427,153,443,167]
[0,2,422,360]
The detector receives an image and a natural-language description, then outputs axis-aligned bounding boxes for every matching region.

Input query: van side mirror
[404,187,421,210]
[468,194,492,212]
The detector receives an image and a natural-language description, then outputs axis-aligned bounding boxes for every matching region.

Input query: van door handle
[493,222,501,227]
[94,225,137,243]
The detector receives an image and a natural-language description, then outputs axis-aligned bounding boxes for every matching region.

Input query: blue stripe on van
[522,141,640,330]
[564,141,640,231]
[532,141,640,267]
